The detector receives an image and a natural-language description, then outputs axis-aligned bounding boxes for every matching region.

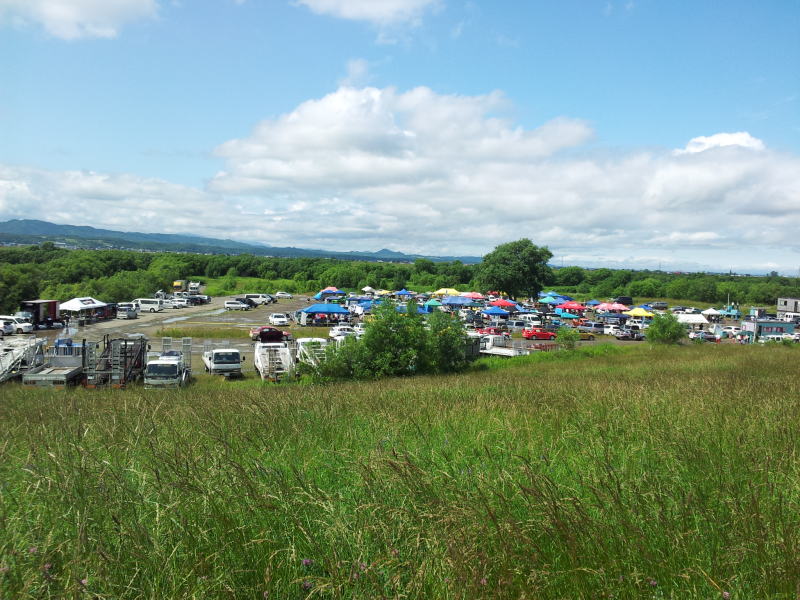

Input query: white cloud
[0,0,158,39]
[338,58,370,87]
[2,86,799,273]
[675,131,766,155]
[295,0,439,25]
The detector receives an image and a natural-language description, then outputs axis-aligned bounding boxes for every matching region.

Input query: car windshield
[146,364,178,376]
[214,352,240,364]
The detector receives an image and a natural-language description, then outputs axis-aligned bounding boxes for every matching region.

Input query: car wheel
[588,335,594,341]
[17,328,23,334]
[549,335,556,340]
[150,308,156,313]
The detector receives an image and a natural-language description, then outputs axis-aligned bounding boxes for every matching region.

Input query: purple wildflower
[648,579,657,587]
[43,563,52,572]
[480,578,487,586]
[28,546,38,555]
[0,565,9,574]
[359,562,367,571]
[80,577,88,587]
[301,558,313,567]
[301,580,312,591]
[390,548,399,557]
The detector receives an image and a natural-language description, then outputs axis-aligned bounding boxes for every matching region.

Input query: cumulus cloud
[675,131,766,155]
[0,0,158,39]
[295,0,439,25]
[2,85,799,273]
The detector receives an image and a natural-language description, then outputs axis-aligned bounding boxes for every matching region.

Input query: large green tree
[476,239,553,299]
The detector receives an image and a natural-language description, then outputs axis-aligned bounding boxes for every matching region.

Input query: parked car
[614,296,634,306]
[476,326,509,337]
[688,330,716,341]
[244,294,274,305]
[575,330,596,341]
[649,301,669,310]
[522,327,557,341]
[0,321,14,337]
[116,302,139,319]
[274,291,293,299]
[249,325,289,341]
[268,313,289,326]
[613,328,645,341]
[603,323,622,335]
[578,321,605,334]
[224,300,249,311]
[235,297,259,309]
[504,319,528,333]
[758,334,789,344]
[0,315,34,334]
[721,325,741,337]
[354,322,367,338]
[329,325,356,340]
[172,298,188,308]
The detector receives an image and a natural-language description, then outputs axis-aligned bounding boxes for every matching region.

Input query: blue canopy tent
[396,304,428,314]
[586,299,601,306]
[558,295,575,301]
[301,303,350,314]
[441,296,476,306]
[539,291,558,297]
[559,312,580,319]
[394,289,414,296]
[482,306,509,316]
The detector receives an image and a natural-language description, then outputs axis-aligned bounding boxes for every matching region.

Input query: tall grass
[1,344,798,598]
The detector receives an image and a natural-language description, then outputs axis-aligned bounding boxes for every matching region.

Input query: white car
[0,321,14,337]
[268,313,289,326]
[353,323,367,338]
[0,316,34,334]
[224,300,249,311]
[329,325,356,340]
[274,291,293,299]
[172,298,188,308]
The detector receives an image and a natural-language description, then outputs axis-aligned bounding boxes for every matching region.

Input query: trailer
[84,334,148,388]
[144,337,193,388]
[0,337,47,383]
[295,337,328,367]
[18,300,61,329]
[253,341,294,382]
[22,339,85,388]
[479,334,530,357]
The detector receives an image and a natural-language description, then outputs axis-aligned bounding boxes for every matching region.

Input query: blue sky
[1,0,798,273]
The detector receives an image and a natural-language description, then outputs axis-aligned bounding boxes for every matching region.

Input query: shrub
[646,313,686,344]
[556,326,581,350]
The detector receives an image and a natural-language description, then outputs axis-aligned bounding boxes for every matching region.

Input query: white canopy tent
[701,308,721,316]
[60,297,107,313]
[676,314,709,326]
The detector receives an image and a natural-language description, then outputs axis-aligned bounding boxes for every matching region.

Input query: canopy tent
[432,288,460,296]
[559,312,580,319]
[300,303,350,314]
[320,286,341,292]
[556,301,586,310]
[376,289,393,296]
[489,298,517,307]
[558,295,575,301]
[396,304,428,314]
[539,296,561,304]
[585,299,601,306]
[394,289,414,296]
[677,314,709,325]
[482,306,510,316]
[460,291,485,299]
[624,307,655,318]
[597,312,628,320]
[539,291,559,297]
[595,302,629,312]
[361,286,376,293]
[441,296,476,306]
[424,299,442,307]
[60,297,107,312]
[701,308,721,316]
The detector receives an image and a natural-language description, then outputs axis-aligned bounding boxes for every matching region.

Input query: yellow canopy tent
[432,288,460,296]
[624,307,655,317]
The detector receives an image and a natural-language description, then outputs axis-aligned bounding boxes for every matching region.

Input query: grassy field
[2,344,799,599]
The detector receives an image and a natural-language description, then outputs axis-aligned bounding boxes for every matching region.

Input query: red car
[249,325,290,341]
[522,327,557,341]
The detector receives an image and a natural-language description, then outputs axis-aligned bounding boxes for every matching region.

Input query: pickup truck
[480,335,529,357]
[521,327,557,341]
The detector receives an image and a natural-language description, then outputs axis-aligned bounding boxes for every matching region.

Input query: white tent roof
[60,297,107,311]
[677,314,709,325]
[701,308,721,315]
[361,286,376,293]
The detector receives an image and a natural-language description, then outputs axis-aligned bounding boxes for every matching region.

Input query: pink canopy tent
[595,302,629,312]
[460,292,485,299]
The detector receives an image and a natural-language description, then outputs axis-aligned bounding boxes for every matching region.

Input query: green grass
[1,344,799,598]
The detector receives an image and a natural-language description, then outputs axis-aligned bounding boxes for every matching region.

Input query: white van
[244,294,274,306]
[0,315,34,334]
[133,298,164,313]
[518,314,543,326]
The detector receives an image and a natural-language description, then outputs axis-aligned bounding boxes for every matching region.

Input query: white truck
[479,334,529,357]
[202,342,244,377]
[144,337,192,389]
[253,341,294,382]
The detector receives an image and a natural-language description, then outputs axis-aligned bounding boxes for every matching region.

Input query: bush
[315,301,468,381]
[646,313,686,344]
[556,326,581,350]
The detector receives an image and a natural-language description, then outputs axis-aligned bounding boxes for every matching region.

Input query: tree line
[0,241,797,314]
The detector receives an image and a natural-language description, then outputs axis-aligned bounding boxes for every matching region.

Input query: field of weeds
[1,344,799,599]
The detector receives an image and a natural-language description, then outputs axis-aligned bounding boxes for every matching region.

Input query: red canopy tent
[489,298,517,307]
[556,301,586,310]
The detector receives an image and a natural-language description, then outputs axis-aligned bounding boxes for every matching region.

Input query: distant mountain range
[0,220,481,263]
